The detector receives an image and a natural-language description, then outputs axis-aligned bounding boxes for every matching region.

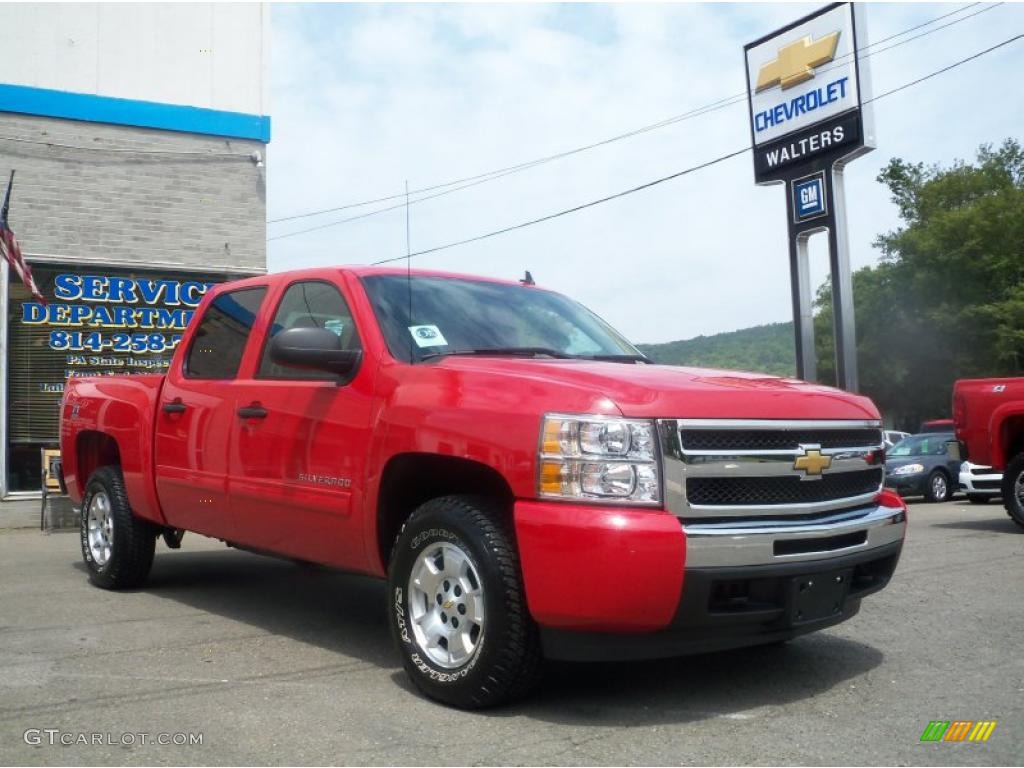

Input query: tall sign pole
[744,2,874,391]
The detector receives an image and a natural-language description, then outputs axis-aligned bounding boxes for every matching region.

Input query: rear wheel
[1001,454,1024,530]
[924,470,950,503]
[387,495,542,709]
[80,466,157,589]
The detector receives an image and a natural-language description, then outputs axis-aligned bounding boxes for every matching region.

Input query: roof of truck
[232,265,532,289]
[343,266,528,285]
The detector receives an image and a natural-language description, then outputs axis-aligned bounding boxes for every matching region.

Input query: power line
[370,148,751,264]
[865,32,1022,103]
[369,32,1024,266]
[269,2,997,229]
[267,91,747,238]
[271,2,1001,242]
[268,3,1000,240]
[268,88,748,226]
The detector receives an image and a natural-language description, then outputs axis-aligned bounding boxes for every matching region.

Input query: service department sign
[745,2,873,183]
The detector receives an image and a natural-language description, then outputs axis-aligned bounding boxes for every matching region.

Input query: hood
[431,357,879,420]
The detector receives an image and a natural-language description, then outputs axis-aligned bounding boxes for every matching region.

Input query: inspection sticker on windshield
[409,325,448,348]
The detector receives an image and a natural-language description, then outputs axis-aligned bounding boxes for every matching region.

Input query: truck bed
[61,374,167,525]
[954,376,1024,469]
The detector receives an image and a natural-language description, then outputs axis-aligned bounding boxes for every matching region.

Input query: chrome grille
[678,428,882,452]
[659,419,885,520]
[687,468,884,507]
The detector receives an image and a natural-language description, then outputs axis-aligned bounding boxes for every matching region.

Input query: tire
[1001,454,1024,530]
[387,495,542,709]
[80,465,157,589]
[967,494,989,505]
[924,470,950,503]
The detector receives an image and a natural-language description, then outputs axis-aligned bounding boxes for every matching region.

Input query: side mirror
[269,327,361,377]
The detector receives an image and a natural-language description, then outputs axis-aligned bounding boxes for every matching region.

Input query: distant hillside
[637,321,796,377]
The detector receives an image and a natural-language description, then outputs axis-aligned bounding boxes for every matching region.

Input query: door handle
[237,404,268,420]
[162,401,187,414]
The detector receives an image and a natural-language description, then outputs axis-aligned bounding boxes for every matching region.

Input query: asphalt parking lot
[1,498,1021,766]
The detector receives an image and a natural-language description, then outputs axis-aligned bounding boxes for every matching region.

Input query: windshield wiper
[420,347,575,361]
[577,353,652,364]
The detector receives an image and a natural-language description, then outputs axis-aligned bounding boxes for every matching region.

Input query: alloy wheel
[86,490,114,566]
[407,542,485,669]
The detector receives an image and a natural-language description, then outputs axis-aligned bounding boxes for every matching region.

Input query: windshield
[361,275,643,363]
[889,434,952,457]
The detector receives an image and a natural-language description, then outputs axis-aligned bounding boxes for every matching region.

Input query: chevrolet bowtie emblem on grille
[793,447,832,477]
[756,31,841,92]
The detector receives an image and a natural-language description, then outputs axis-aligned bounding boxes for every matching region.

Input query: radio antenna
[405,179,413,363]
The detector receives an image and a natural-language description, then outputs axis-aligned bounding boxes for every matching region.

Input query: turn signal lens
[539,460,565,495]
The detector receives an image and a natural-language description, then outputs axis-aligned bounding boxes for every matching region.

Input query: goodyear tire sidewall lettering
[394,526,484,686]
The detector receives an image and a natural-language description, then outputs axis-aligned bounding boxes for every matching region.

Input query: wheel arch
[998,413,1024,468]
[76,431,122,492]
[74,429,166,526]
[374,453,514,571]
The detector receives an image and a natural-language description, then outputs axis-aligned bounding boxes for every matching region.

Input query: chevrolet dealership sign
[745,3,873,183]
[743,2,876,393]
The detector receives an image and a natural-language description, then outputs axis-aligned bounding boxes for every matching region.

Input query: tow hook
[162,528,185,549]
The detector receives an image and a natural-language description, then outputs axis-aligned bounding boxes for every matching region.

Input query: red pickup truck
[61,267,907,708]
[953,377,1024,527]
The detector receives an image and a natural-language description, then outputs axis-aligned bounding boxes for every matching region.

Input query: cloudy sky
[266,2,1023,345]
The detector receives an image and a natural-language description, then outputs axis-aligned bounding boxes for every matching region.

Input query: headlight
[890,463,925,476]
[538,414,660,504]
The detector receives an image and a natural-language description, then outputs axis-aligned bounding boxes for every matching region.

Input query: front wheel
[1001,454,1024,530]
[924,470,950,503]
[80,466,157,589]
[387,495,542,709]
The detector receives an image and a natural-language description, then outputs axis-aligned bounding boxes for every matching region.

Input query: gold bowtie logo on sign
[793,448,832,477]
[756,31,841,92]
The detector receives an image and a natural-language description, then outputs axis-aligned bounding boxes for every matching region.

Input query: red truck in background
[60,267,907,708]
[954,377,1024,528]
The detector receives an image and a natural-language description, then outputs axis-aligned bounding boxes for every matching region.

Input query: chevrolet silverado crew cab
[61,267,907,708]
[954,376,1024,528]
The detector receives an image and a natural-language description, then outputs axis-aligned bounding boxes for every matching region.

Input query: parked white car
[959,461,1003,504]
[884,430,911,450]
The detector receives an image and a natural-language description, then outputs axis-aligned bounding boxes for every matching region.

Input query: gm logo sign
[792,171,827,223]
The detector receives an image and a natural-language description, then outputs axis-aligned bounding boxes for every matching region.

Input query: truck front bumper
[514,496,906,662]
[958,469,1002,496]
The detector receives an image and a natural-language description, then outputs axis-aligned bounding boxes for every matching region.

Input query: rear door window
[185,287,267,379]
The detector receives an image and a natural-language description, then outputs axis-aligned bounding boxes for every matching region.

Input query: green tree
[815,139,1024,429]
[638,322,795,376]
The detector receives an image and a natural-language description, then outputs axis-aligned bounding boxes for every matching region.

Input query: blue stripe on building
[0,83,270,142]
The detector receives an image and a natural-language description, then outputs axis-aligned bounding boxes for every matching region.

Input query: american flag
[0,171,46,305]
